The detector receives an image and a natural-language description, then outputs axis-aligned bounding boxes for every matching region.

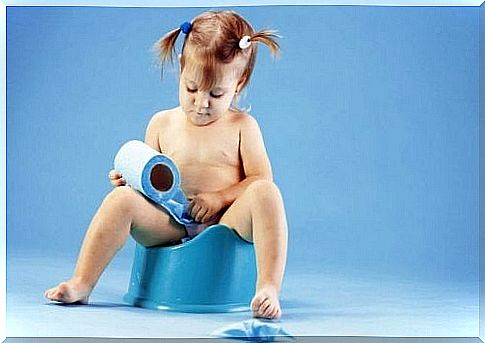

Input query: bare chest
[159,126,240,169]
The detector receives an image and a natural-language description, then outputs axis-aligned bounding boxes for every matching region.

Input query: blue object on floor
[124,224,257,313]
[210,319,294,341]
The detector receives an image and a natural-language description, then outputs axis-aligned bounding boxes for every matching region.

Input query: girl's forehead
[181,52,246,89]
[182,62,239,88]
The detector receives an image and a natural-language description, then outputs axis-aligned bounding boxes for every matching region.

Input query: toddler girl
[44,10,288,320]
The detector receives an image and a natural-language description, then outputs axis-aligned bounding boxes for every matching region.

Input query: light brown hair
[154,10,280,93]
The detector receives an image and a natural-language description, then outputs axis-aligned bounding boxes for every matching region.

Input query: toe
[50,291,61,301]
[261,306,271,318]
[260,298,271,312]
[275,307,282,319]
[51,283,70,301]
[46,287,59,300]
[44,288,52,299]
[57,283,70,299]
[270,306,280,319]
[251,295,263,312]
[268,305,278,319]
[262,303,275,319]
[256,299,271,317]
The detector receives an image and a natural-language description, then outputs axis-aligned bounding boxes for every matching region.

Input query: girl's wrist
[216,190,230,208]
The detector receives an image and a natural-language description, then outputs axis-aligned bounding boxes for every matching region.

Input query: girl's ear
[236,75,247,94]
[178,54,182,74]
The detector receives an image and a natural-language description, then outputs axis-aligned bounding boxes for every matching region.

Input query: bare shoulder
[148,107,181,128]
[228,110,261,131]
[145,107,181,151]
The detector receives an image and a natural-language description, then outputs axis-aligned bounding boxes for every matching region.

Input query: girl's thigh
[219,190,253,242]
[116,186,187,246]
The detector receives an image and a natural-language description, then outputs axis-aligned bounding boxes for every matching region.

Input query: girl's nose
[194,91,209,108]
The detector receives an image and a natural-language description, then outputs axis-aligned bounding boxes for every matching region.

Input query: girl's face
[179,59,242,127]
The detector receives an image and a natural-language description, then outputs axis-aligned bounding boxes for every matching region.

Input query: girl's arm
[144,112,164,153]
[218,115,273,208]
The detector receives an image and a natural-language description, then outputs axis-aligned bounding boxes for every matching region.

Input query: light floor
[7,251,477,339]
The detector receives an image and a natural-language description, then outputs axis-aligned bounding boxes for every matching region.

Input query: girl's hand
[108,170,126,187]
[188,192,225,223]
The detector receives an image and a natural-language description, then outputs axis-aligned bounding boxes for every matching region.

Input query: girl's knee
[246,179,282,203]
[104,186,138,214]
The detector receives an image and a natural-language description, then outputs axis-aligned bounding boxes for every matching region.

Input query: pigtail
[152,27,183,76]
[250,29,281,58]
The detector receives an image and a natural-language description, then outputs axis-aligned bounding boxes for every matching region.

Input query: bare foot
[44,279,92,304]
[250,286,281,319]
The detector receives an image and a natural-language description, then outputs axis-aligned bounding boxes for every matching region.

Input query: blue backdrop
[6,5,479,283]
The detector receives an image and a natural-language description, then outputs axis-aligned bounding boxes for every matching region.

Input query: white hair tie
[239,35,251,49]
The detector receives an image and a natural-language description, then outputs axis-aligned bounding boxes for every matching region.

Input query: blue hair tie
[180,21,192,34]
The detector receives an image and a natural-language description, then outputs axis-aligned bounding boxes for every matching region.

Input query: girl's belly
[178,163,243,197]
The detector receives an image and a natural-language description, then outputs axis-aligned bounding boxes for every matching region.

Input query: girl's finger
[195,207,208,222]
[109,170,122,179]
[190,203,200,218]
[112,178,125,187]
[187,200,194,214]
[201,210,213,223]
[193,205,204,222]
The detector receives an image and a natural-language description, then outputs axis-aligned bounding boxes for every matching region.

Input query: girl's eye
[186,86,223,98]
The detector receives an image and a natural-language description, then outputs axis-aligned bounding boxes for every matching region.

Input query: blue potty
[124,224,257,313]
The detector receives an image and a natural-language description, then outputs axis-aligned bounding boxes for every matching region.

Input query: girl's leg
[219,180,288,319]
[44,186,186,303]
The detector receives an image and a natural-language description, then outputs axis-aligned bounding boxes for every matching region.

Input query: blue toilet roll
[114,140,195,226]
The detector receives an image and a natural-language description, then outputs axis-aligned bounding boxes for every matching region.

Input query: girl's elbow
[257,172,273,182]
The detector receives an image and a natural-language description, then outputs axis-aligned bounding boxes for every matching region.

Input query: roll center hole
[150,164,174,192]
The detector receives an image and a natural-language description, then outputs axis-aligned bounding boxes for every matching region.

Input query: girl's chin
[187,113,219,126]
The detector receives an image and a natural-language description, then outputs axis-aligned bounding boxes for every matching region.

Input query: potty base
[124,224,257,313]
[123,294,251,313]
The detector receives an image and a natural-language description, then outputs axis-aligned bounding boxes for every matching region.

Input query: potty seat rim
[149,224,253,251]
